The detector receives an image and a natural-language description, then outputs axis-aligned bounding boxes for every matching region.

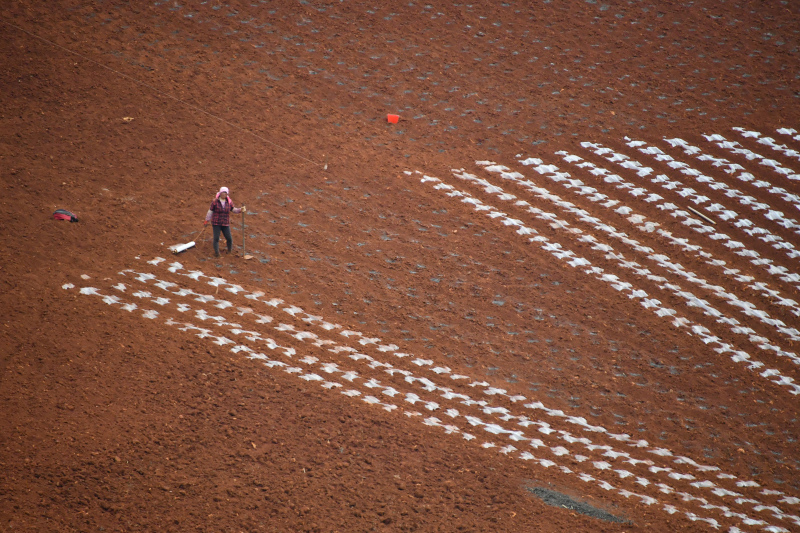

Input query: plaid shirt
[207,198,239,226]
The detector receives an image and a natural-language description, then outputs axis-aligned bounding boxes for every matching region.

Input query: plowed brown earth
[2,1,799,531]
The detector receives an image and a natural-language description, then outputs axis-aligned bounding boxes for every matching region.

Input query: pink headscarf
[215,186,232,203]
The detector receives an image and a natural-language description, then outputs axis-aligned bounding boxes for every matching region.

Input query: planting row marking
[628,138,800,236]
[660,137,800,212]
[119,266,800,525]
[732,128,800,164]
[137,258,800,516]
[704,135,800,183]
[456,165,800,370]
[62,282,755,532]
[473,162,800,348]
[573,144,800,288]
[413,171,800,399]
[775,129,800,144]
[582,142,800,264]
[550,152,800,302]
[140,257,800,513]
[539,151,800,320]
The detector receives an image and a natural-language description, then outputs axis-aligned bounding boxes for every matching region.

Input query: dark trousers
[212,224,233,254]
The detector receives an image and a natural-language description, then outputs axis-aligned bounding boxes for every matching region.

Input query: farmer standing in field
[204,186,246,257]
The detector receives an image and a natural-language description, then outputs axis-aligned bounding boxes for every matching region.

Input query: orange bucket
[387,114,399,124]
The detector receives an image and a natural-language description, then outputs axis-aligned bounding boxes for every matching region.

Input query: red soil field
[2,1,799,531]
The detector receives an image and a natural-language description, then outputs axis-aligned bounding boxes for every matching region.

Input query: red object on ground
[53,209,78,222]
[387,113,399,124]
